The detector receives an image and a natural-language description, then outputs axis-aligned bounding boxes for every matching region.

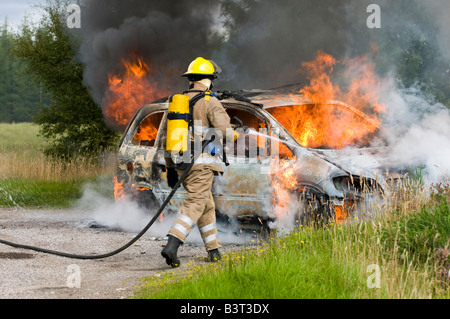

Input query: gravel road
[0,208,246,299]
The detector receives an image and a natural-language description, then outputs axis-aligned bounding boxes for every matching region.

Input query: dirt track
[0,208,243,299]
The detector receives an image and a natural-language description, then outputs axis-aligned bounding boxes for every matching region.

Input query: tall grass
[0,123,117,207]
[0,123,116,181]
[134,176,450,299]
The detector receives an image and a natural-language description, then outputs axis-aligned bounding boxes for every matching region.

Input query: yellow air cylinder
[166,94,191,154]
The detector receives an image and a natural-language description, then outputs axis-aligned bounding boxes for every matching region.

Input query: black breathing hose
[0,140,210,260]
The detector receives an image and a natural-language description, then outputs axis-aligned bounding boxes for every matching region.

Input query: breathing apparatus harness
[0,91,218,260]
[166,89,229,170]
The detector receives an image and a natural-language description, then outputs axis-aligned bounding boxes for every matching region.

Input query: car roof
[130,89,379,131]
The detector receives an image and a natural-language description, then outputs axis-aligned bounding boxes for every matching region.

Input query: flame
[269,51,386,222]
[335,200,357,224]
[334,206,347,224]
[272,159,298,190]
[133,115,159,145]
[270,158,299,218]
[268,51,385,149]
[113,176,125,201]
[103,56,169,130]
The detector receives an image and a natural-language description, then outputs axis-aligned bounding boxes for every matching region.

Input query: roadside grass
[135,229,367,299]
[0,178,85,208]
[0,123,116,208]
[382,195,450,264]
[134,179,450,299]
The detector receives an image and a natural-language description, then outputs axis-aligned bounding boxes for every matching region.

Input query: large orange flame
[106,55,170,203]
[269,51,386,222]
[103,56,169,131]
[268,51,385,149]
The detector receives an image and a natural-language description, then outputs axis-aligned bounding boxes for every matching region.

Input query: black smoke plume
[78,0,450,182]
[79,0,449,102]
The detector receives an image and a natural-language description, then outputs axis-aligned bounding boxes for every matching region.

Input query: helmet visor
[209,60,222,76]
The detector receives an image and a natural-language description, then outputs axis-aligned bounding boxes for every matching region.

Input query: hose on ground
[0,140,210,260]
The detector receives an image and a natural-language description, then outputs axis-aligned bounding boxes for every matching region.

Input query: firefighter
[161,57,238,268]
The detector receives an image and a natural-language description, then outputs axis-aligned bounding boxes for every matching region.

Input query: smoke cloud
[79,0,450,104]
[80,0,224,106]
[76,182,251,245]
[376,79,450,183]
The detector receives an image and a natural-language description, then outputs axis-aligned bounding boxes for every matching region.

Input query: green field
[0,122,46,152]
[0,123,115,208]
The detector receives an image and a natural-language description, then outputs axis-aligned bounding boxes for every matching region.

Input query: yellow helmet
[182,57,222,79]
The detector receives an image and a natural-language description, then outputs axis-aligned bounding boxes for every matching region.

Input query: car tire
[135,188,161,214]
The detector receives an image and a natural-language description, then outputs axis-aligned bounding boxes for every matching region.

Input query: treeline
[0,24,49,123]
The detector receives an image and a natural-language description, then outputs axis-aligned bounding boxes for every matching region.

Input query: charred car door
[213,104,275,223]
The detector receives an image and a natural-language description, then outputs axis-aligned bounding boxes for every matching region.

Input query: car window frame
[222,103,272,159]
[120,104,168,148]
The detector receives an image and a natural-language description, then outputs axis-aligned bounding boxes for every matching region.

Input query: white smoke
[75,182,252,245]
[375,76,450,183]
[75,183,157,233]
[267,188,299,235]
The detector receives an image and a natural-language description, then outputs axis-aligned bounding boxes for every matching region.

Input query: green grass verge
[134,227,372,299]
[134,196,450,299]
[0,178,86,208]
[382,195,450,263]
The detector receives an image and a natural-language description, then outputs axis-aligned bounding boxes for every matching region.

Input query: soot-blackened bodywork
[116,90,397,228]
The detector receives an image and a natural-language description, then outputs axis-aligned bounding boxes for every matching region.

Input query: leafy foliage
[12,0,119,159]
[0,24,47,122]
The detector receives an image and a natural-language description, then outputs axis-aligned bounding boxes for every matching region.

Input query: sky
[0,0,44,30]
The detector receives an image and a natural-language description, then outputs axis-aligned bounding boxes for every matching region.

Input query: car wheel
[135,188,161,214]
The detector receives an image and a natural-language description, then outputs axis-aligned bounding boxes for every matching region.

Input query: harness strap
[172,90,229,168]
[167,113,193,121]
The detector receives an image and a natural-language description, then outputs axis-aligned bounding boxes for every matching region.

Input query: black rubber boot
[207,248,221,262]
[161,235,183,268]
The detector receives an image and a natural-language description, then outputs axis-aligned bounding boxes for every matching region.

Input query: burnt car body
[115,89,402,229]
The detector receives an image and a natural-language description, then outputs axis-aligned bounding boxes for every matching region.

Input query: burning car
[114,88,399,230]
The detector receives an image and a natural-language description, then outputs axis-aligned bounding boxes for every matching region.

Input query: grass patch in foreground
[134,197,450,299]
[134,227,373,299]
[139,245,360,299]
[0,178,86,208]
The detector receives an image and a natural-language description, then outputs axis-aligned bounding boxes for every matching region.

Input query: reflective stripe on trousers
[167,166,221,251]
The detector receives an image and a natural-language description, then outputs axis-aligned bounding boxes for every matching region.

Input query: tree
[0,23,45,122]
[12,0,119,159]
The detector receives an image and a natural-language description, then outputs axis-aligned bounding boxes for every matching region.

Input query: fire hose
[0,139,212,260]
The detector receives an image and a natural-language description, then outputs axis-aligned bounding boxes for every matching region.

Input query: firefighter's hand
[166,167,179,189]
